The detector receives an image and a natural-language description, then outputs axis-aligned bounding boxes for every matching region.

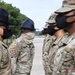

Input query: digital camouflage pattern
[52,32,75,75]
[42,34,55,75]
[55,0,75,13]
[62,0,75,5]
[0,41,11,75]
[46,13,57,24]
[42,12,57,75]
[8,34,35,75]
[48,33,69,75]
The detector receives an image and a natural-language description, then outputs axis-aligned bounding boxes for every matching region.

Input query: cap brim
[0,20,13,25]
[46,20,55,23]
[43,23,49,29]
[43,26,48,29]
[55,5,75,13]
[43,26,49,29]
[46,20,51,23]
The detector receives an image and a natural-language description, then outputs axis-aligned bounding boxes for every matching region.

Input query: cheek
[64,25,72,30]
[0,28,3,36]
[66,16,75,22]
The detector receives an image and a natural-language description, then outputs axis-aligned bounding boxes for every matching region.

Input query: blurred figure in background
[0,8,13,75]
[42,20,55,75]
[42,12,69,75]
[8,18,35,75]
[48,13,69,75]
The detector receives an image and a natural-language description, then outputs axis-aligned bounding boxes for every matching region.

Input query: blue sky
[3,0,63,30]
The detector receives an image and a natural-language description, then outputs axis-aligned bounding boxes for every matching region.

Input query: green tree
[0,1,27,35]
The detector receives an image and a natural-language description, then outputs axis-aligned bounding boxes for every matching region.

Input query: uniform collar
[0,40,8,48]
[53,33,69,46]
[20,33,34,44]
[66,32,75,44]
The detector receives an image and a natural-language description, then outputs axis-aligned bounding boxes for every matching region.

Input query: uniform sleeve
[30,44,35,67]
[42,35,55,74]
[0,45,2,63]
[8,40,20,74]
[15,43,34,75]
[52,46,75,75]
[42,35,55,57]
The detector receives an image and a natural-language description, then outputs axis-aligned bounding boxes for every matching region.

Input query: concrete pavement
[31,37,45,75]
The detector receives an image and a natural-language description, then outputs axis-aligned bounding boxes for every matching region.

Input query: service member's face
[65,10,75,23]
[55,10,75,30]
[64,10,75,30]
[64,10,75,16]
[0,26,6,35]
[0,26,6,40]
[0,25,12,39]
[0,26,6,29]
[47,23,59,36]
[22,29,35,34]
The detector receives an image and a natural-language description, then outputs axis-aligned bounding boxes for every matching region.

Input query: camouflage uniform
[8,34,35,75]
[52,0,75,74]
[42,13,58,75]
[42,34,55,75]
[0,40,11,75]
[48,33,69,75]
[52,32,75,75]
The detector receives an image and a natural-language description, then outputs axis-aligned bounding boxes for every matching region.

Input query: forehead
[0,22,7,28]
[0,26,6,29]
[65,10,75,16]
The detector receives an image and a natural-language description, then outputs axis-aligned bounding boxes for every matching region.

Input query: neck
[67,24,75,35]
[54,30,65,38]
[0,36,3,41]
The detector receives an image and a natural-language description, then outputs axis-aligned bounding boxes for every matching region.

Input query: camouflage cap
[43,13,57,29]
[46,13,57,24]
[55,0,75,13]
[43,23,49,29]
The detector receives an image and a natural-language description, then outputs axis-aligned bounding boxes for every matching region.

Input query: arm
[15,43,34,75]
[24,44,34,74]
[30,44,35,68]
[42,35,55,74]
[53,46,75,75]
[42,35,55,57]
[8,41,19,74]
[0,46,2,63]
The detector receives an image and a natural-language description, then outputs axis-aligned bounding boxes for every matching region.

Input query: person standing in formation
[42,12,69,75]
[8,18,36,75]
[0,8,13,75]
[52,0,75,75]
[42,19,55,75]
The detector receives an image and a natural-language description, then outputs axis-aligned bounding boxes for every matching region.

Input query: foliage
[0,1,27,35]
[35,31,42,36]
